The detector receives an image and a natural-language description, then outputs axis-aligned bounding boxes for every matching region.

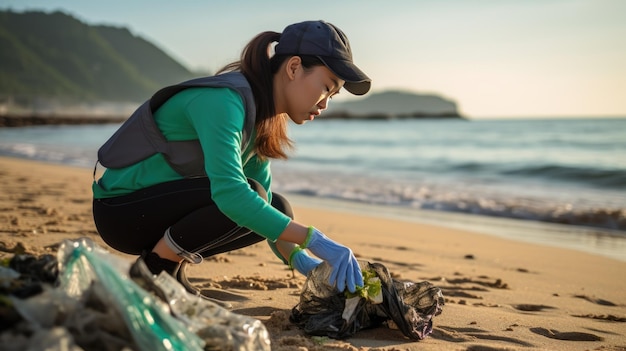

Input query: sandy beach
[1,155,625,351]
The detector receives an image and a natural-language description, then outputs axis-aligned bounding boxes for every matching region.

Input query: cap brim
[317,56,371,95]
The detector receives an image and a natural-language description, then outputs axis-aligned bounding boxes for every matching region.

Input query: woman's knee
[271,192,294,219]
[246,178,293,219]
[247,178,268,201]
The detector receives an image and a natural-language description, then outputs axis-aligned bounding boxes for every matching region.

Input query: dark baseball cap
[275,20,371,95]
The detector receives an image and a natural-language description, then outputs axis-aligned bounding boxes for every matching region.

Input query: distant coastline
[323,111,464,120]
[0,114,126,127]
[0,111,463,127]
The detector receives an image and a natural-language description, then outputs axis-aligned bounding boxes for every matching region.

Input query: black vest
[97,72,256,178]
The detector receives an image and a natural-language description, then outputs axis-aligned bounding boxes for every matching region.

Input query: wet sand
[1,156,625,351]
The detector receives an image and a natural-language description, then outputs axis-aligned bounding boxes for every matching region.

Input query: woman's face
[283,60,344,125]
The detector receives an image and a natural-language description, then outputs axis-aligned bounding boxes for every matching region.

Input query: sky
[2,0,625,118]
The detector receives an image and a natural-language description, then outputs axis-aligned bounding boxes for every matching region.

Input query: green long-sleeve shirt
[92,87,291,242]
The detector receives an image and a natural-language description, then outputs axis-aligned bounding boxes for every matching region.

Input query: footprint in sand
[465,346,523,351]
[437,325,533,347]
[512,304,555,312]
[572,314,626,322]
[530,327,604,341]
[445,276,509,289]
[441,287,486,299]
[573,294,617,306]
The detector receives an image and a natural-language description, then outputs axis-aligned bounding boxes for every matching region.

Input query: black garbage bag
[290,260,444,340]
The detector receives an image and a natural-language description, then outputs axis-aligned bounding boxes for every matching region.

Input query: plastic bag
[152,268,271,351]
[57,237,206,351]
[290,260,444,340]
[55,237,271,351]
[3,238,271,351]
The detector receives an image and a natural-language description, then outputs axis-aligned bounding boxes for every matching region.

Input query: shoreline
[1,156,626,350]
[2,118,624,233]
[285,193,626,263]
[2,154,625,262]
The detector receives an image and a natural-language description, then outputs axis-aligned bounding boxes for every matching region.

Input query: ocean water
[1,117,625,260]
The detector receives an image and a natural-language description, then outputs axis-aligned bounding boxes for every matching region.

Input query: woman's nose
[317,97,330,110]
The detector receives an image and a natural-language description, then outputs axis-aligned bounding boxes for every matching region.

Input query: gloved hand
[288,246,322,276]
[302,226,363,293]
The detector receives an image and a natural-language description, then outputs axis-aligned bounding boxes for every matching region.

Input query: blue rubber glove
[289,246,322,276]
[302,227,363,293]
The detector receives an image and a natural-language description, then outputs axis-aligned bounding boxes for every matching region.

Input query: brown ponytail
[218,32,293,160]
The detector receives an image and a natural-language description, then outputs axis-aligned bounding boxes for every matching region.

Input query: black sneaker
[128,254,170,303]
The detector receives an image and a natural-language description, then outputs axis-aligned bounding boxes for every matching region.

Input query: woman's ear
[285,56,302,80]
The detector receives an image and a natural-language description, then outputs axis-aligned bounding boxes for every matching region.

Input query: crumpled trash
[9,253,59,284]
[150,263,271,351]
[0,237,271,351]
[290,260,444,340]
[0,254,58,300]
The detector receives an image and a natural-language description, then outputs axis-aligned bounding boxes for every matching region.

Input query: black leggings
[92,178,292,258]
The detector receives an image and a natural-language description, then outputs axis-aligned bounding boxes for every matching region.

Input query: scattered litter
[291,260,444,340]
[0,237,271,351]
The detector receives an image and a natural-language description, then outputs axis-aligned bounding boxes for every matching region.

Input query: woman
[92,20,371,299]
